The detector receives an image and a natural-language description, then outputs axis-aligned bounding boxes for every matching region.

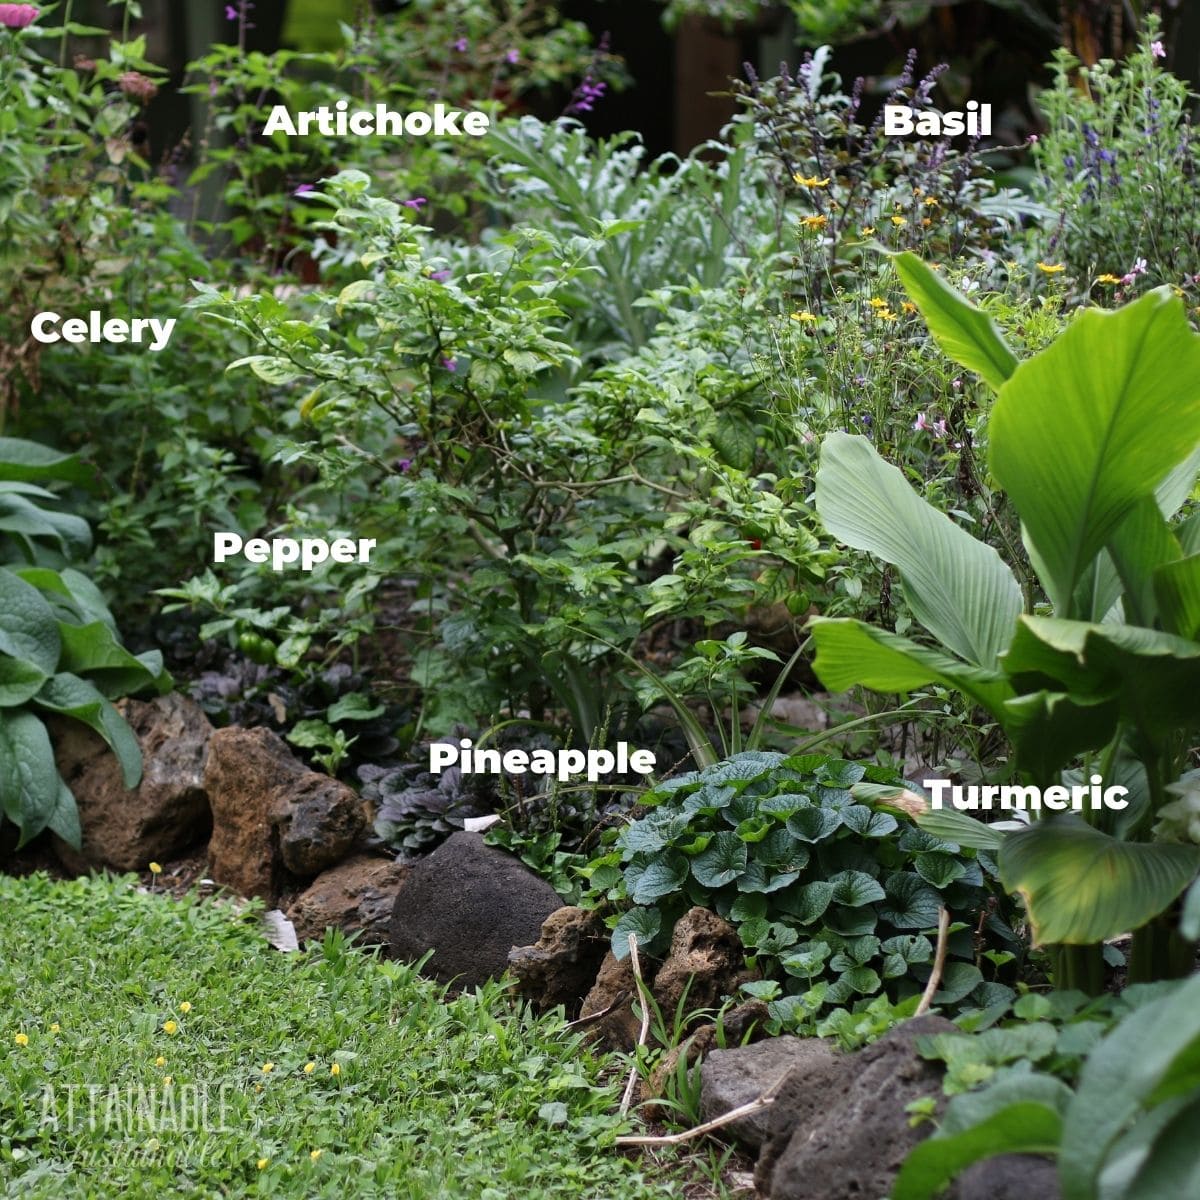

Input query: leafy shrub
[586,750,1006,1029]
[0,439,170,846]
[895,973,1200,1200]
[809,255,1200,987]
[1031,19,1200,302]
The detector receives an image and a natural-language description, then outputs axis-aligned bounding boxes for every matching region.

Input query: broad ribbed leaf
[990,289,1200,614]
[829,869,886,907]
[1002,688,1120,779]
[1003,615,1200,741]
[57,621,166,698]
[1154,553,1200,641]
[0,710,61,845]
[879,872,943,928]
[0,438,91,484]
[809,616,1012,714]
[999,816,1200,945]
[915,808,1007,852]
[611,907,663,960]
[627,853,689,904]
[891,252,1019,391]
[1060,973,1200,1200]
[0,567,61,674]
[816,433,1022,666]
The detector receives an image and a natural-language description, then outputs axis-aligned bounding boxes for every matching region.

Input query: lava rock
[389,831,562,988]
[954,1154,1062,1200]
[577,950,649,1051]
[653,906,754,1016]
[700,1035,840,1153]
[761,1014,957,1200]
[204,726,366,901]
[508,906,609,1013]
[287,853,410,945]
[51,693,213,873]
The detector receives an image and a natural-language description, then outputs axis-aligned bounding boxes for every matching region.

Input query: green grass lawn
[0,873,721,1199]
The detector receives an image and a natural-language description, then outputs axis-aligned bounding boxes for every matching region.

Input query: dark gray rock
[763,1014,957,1200]
[701,1036,840,1152]
[389,832,562,988]
[954,1154,1061,1200]
[508,906,609,1013]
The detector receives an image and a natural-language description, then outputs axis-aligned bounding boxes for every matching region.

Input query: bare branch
[915,906,951,1017]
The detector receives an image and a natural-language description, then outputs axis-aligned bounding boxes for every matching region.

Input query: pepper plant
[808,253,1200,990]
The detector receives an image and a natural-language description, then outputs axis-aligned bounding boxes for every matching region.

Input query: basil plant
[807,253,1200,988]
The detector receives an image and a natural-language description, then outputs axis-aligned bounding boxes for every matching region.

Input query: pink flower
[914,412,931,433]
[934,419,948,438]
[293,183,316,197]
[440,357,457,372]
[0,4,38,29]
[1151,40,1166,60]
[504,49,519,65]
[1120,256,1148,285]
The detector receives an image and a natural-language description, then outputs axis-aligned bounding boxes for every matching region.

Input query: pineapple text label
[213,532,376,572]
[263,102,490,139]
[430,738,657,783]
[925,775,1130,812]
[31,311,176,352]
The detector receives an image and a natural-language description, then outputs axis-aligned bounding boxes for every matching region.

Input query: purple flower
[1151,40,1166,59]
[225,4,237,19]
[566,74,607,116]
[402,197,427,210]
[440,357,457,372]
[504,49,519,65]
[428,269,451,283]
[293,183,316,197]
[397,458,413,473]
[453,37,469,53]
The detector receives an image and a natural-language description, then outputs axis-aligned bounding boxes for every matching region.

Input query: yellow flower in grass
[793,173,831,187]
[261,1063,274,1074]
[790,310,818,323]
[257,1158,270,1171]
[923,195,940,207]
[178,1002,192,1014]
[876,308,898,321]
[868,297,888,309]
[155,1056,166,1068]
[14,1033,29,1047]
[303,1062,316,1075]
[149,862,162,876]
[890,215,907,227]
[49,1023,60,1033]
[310,1149,323,1162]
[163,1076,173,1087]
[902,302,918,315]
[1037,262,1065,274]
[800,214,828,230]
[1094,272,1121,285]
[859,226,876,236]
[331,1063,341,1077]
[163,1020,178,1036]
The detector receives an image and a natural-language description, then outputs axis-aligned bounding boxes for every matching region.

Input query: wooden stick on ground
[614,1066,793,1148]
[915,906,951,1017]
[619,933,652,1116]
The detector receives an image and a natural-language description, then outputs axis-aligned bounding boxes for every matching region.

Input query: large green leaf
[1003,616,1200,743]
[0,709,62,845]
[57,621,168,698]
[891,252,1019,391]
[989,289,1200,614]
[815,433,1022,667]
[1002,688,1120,779]
[1106,496,1182,628]
[0,438,91,486]
[0,567,61,674]
[998,816,1200,945]
[808,616,1013,715]
[33,673,143,790]
[1060,973,1200,1200]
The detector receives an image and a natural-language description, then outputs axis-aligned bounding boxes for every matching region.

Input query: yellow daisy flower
[262,1063,274,1074]
[1036,262,1066,274]
[860,226,876,235]
[890,215,907,227]
[178,1002,192,1014]
[800,214,828,230]
[14,1033,29,1047]
[257,1158,270,1171]
[163,1020,178,1036]
[793,174,831,187]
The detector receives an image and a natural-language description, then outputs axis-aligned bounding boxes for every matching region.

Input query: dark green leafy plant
[585,750,1007,1030]
[895,972,1200,1200]
[0,439,171,846]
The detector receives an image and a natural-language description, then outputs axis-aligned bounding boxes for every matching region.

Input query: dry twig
[619,933,652,1116]
[915,906,951,1016]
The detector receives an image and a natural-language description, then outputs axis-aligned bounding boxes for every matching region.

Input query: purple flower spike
[403,197,428,210]
[428,269,451,283]
[1151,40,1166,59]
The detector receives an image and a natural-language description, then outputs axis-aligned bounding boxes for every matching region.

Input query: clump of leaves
[364,757,492,859]
[585,750,1011,1030]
